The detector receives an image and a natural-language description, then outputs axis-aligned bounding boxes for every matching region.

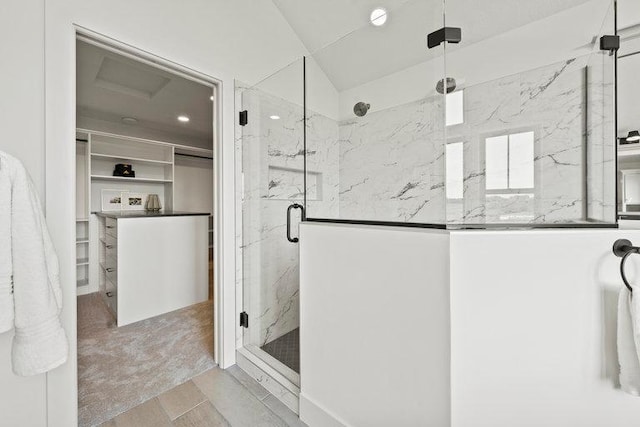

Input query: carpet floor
[77,293,215,427]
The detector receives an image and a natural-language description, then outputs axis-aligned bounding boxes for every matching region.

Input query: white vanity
[96,211,209,326]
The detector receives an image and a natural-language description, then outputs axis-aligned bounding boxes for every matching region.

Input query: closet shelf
[76,218,89,222]
[91,153,172,165]
[77,258,89,266]
[76,238,89,244]
[77,278,89,287]
[91,175,173,184]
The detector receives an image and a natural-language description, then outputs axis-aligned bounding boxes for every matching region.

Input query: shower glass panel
[238,58,304,380]
[444,0,617,226]
[304,0,447,225]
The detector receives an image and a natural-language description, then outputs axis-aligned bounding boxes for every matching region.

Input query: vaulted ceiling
[273,0,601,90]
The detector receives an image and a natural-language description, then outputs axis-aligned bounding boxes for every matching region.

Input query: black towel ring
[613,239,638,294]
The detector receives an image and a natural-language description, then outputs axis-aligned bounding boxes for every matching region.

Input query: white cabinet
[97,214,208,326]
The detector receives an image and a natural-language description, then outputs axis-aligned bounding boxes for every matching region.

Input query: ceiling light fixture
[177,115,190,123]
[210,96,214,101]
[270,115,281,120]
[121,117,138,125]
[627,130,640,142]
[370,8,388,26]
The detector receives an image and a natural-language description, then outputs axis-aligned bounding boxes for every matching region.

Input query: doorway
[74,31,222,426]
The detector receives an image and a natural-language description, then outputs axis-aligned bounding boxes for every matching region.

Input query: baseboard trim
[299,393,350,427]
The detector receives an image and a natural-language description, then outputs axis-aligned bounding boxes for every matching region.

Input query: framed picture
[123,192,146,211]
[101,189,125,211]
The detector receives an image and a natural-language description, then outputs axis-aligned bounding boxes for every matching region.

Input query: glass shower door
[238,58,305,381]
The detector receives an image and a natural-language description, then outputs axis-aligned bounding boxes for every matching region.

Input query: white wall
[299,223,451,427]
[0,1,311,426]
[174,155,214,214]
[619,0,640,29]
[301,224,640,426]
[0,1,49,426]
[450,229,640,426]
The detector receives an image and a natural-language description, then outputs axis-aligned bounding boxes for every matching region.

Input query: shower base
[261,328,300,373]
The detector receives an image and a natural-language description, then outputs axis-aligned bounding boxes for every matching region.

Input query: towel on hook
[0,155,12,332]
[0,151,68,376]
[618,287,640,395]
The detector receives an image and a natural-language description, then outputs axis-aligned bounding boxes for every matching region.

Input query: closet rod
[175,153,213,160]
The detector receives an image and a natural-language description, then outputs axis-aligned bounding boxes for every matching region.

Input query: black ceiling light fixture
[622,131,640,144]
[627,130,640,142]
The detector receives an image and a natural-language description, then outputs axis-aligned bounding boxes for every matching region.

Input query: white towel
[618,288,640,395]
[0,152,68,376]
[0,155,13,332]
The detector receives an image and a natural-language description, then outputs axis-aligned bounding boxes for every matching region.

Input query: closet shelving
[90,175,174,183]
[76,133,91,293]
[75,129,214,296]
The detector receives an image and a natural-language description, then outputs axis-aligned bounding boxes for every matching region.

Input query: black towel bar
[613,239,639,294]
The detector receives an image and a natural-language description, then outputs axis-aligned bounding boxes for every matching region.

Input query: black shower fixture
[436,77,457,94]
[353,102,371,117]
[427,27,462,49]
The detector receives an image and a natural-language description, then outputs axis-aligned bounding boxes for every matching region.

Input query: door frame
[72,26,226,367]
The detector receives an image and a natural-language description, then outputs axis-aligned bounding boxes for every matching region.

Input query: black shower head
[436,77,457,94]
[353,102,371,117]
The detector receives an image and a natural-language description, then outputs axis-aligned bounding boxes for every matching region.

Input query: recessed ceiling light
[370,8,388,26]
[270,115,280,120]
[178,115,190,123]
[121,117,138,125]
[210,96,214,101]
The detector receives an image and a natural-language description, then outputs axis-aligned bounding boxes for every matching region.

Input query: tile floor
[78,294,216,426]
[100,365,307,427]
[260,328,300,373]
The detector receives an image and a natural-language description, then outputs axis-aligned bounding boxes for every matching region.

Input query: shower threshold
[236,345,300,414]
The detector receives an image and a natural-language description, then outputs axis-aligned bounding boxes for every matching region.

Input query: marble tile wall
[337,97,447,224]
[335,54,615,225]
[448,57,589,223]
[585,51,616,222]
[237,84,339,348]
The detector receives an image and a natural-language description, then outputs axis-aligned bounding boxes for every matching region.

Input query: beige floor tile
[111,398,172,427]
[173,402,230,427]
[158,380,208,420]
[226,365,270,400]
[262,395,307,427]
[193,368,286,427]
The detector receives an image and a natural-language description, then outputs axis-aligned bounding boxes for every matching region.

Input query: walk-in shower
[235,0,617,402]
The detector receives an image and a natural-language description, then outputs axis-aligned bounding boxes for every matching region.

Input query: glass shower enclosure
[237,58,306,382]
[236,0,617,386]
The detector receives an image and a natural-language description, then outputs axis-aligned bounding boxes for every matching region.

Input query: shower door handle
[287,203,304,243]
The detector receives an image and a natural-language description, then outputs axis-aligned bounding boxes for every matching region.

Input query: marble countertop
[94,210,210,219]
